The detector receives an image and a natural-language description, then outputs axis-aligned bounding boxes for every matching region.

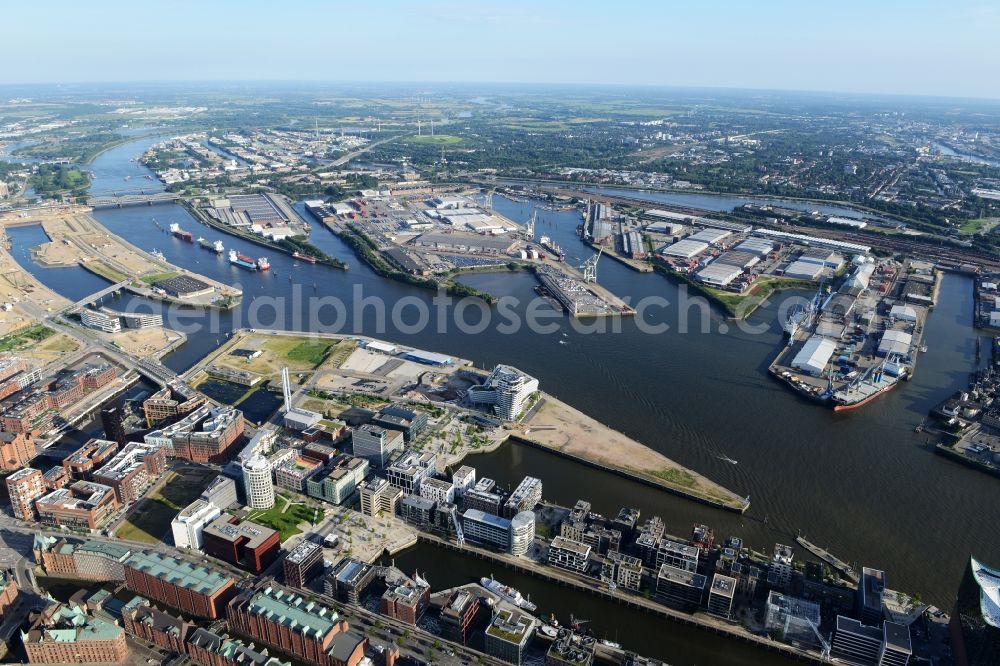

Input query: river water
[7,136,997,665]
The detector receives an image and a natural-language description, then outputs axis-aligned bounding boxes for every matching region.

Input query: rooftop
[125,551,233,595]
[242,585,340,638]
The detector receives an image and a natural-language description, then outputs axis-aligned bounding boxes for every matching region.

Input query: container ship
[198,238,225,254]
[229,249,258,271]
[481,576,537,612]
[169,223,193,242]
[539,236,566,261]
[292,251,317,264]
[257,257,270,271]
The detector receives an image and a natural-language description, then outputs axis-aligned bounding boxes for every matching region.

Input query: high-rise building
[35,480,119,530]
[655,564,707,610]
[100,405,127,446]
[462,509,534,556]
[242,454,274,509]
[0,431,35,472]
[284,540,323,589]
[707,573,737,619]
[831,616,911,666]
[92,441,167,504]
[6,467,45,520]
[351,425,403,469]
[859,567,887,626]
[503,476,542,518]
[467,364,539,421]
[171,499,222,550]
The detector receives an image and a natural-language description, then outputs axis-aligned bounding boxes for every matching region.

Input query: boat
[229,249,258,271]
[539,235,566,261]
[292,251,317,264]
[539,625,558,639]
[169,223,193,242]
[256,257,270,271]
[151,249,165,260]
[717,454,738,465]
[197,238,224,254]
[480,576,537,612]
[599,640,622,650]
[831,355,905,411]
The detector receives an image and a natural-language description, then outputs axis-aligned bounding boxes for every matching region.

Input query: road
[328,133,407,168]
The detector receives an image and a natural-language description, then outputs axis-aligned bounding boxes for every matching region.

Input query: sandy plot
[112,327,185,357]
[340,348,393,373]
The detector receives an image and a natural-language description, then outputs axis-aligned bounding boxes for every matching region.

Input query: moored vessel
[292,251,317,264]
[480,575,537,612]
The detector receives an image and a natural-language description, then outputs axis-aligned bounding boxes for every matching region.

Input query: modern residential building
[226,585,367,666]
[467,364,539,421]
[201,514,281,574]
[35,480,119,530]
[462,509,534,556]
[503,476,542,518]
[770,543,795,590]
[325,558,376,605]
[380,570,430,625]
[605,551,643,591]
[371,405,428,442]
[6,467,45,520]
[358,477,403,518]
[284,540,323,589]
[145,406,245,463]
[400,495,436,527]
[172,499,223,550]
[419,476,455,504]
[63,438,119,481]
[655,537,700,572]
[707,573,737,619]
[274,454,322,493]
[123,551,237,619]
[385,449,436,494]
[306,456,369,505]
[350,425,403,469]
[831,615,912,666]
[81,308,122,333]
[440,588,480,644]
[655,563,707,611]
[765,591,823,649]
[21,602,128,664]
[0,430,35,472]
[452,465,476,497]
[142,381,206,427]
[548,536,591,573]
[92,441,167,504]
[242,454,275,509]
[485,608,535,665]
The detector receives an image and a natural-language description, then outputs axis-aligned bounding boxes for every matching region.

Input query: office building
[81,308,122,333]
[142,381,206,427]
[467,364,539,421]
[124,551,236,619]
[371,405,428,442]
[92,441,167,504]
[351,425,403,469]
[385,449,436,494]
[831,615,912,666]
[440,588,480,644]
[63,438,119,480]
[6,467,45,520]
[707,573,737,618]
[306,456,369,505]
[242,454,275,509]
[202,514,280,574]
[380,570,430,625]
[765,591,822,646]
[35,480,119,530]
[462,509,534,556]
[100,405,127,446]
[655,564,707,611]
[358,477,402,518]
[0,431,34,472]
[485,608,535,665]
[859,567,887,626]
[201,475,238,510]
[21,602,128,664]
[284,540,323,589]
[503,476,542,518]
[274,455,323,492]
[463,487,505,515]
[452,465,476,497]
[655,537,700,572]
[171,499,222,550]
[418,476,455,504]
[605,551,643,591]
[227,585,367,666]
[326,558,376,605]
[548,536,591,573]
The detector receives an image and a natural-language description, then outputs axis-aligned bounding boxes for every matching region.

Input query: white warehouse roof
[688,228,732,245]
[697,263,743,287]
[878,330,913,356]
[791,336,837,376]
[783,260,824,281]
[889,305,918,322]
[734,238,774,256]
[661,239,709,259]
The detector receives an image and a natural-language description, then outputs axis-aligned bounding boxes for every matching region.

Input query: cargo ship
[257,257,270,271]
[229,249,258,271]
[481,576,537,612]
[831,354,906,411]
[169,223,193,242]
[539,236,566,261]
[292,251,317,264]
[198,238,225,254]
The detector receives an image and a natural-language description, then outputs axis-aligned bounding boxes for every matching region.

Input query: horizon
[4,0,999,100]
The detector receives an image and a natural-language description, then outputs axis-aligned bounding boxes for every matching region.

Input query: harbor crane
[523,210,536,239]
[580,248,602,283]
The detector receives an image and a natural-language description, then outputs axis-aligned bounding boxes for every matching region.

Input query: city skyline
[3,0,1000,99]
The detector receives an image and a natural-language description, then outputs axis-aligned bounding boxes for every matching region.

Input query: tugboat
[169,223,193,242]
[292,251,317,264]
[229,249,258,271]
[256,257,270,271]
[481,575,537,612]
[199,238,225,254]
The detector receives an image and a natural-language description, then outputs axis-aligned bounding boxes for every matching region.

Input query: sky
[4,0,999,99]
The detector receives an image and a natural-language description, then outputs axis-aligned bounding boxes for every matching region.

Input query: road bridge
[89,191,180,208]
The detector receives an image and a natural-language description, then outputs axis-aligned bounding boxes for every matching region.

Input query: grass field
[83,260,129,283]
[246,494,319,541]
[116,468,215,543]
[958,217,999,235]
[404,134,462,145]
[0,324,55,352]
[141,271,179,284]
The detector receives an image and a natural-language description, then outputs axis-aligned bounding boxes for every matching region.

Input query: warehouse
[878,330,913,356]
[410,232,516,255]
[783,260,824,280]
[791,336,837,376]
[660,239,709,259]
[154,275,215,299]
[889,305,918,322]
[713,250,759,270]
[403,349,453,366]
[734,237,774,256]
[688,228,732,246]
[696,263,743,287]
[798,249,845,270]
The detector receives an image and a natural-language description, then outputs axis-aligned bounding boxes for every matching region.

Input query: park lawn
[246,495,320,542]
[141,271,179,284]
[263,336,334,369]
[0,325,55,352]
[958,218,999,235]
[116,469,215,543]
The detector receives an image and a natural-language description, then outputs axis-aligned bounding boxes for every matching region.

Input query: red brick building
[6,467,45,521]
[0,570,18,617]
[35,480,119,530]
[63,438,120,480]
[92,442,167,504]
[122,597,194,654]
[201,514,279,574]
[22,602,128,664]
[123,551,236,620]
[0,431,35,472]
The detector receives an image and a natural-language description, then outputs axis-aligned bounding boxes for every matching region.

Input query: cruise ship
[481,576,537,612]
[198,238,225,254]
[229,249,258,271]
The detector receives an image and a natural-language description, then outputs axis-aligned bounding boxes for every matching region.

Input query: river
[6,136,998,665]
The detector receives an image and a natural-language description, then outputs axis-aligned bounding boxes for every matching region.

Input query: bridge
[89,190,180,209]
[66,279,132,311]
